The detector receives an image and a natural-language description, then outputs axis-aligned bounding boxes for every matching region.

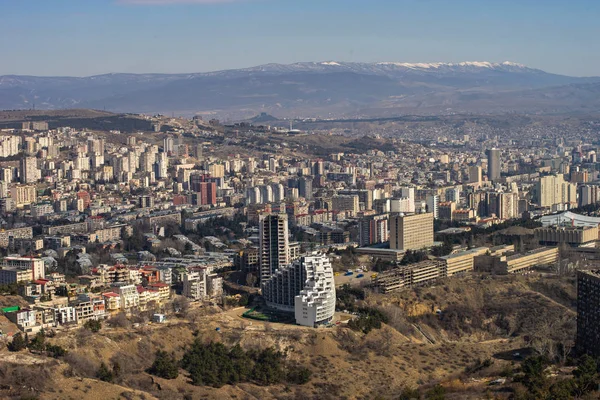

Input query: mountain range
[1,61,599,118]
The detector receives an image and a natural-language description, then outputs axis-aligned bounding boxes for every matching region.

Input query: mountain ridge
[1,61,599,117]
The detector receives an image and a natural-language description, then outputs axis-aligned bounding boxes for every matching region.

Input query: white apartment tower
[261,253,336,327]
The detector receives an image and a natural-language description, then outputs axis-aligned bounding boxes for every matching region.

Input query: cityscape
[2,1,600,400]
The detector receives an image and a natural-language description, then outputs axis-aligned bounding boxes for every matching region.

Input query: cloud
[118,0,243,4]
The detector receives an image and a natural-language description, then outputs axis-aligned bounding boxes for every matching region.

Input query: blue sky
[1,0,599,76]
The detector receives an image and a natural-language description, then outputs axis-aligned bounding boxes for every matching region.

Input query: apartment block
[372,260,447,293]
[389,212,434,251]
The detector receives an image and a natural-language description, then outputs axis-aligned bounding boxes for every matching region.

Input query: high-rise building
[498,192,519,220]
[579,185,600,207]
[261,253,336,327]
[298,176,313,200]
[20,157,40,184]
[438,202,456,221]
[332,195,360,215]
[313,159,324,176]
[389,212,434,251]
[163,136,174,154]
[259,214,290,282]
[358,214,389,246]
[535,174,577,208]
[208,163,225,178]
[271,183,285,202]
[576,270,600,357]
[156,153,168,179]
[11,185,37,207]
[426,195,439,219]
[486,148,501,181]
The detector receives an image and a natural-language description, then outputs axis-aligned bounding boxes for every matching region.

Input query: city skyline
[2,0,600,77]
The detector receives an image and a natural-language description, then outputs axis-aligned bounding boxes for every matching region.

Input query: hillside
[0,274,581,399]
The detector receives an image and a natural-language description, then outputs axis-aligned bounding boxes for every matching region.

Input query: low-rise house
[55,306,77,325]
[137,286,161,311]
[113,284,139,311]
[5,308,38,332]
[147,282,171,303]
[102,292,121,312]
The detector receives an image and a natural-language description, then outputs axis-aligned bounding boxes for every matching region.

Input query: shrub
[46,344,67,358]
[286,365,312,385]
[84,319,102,333]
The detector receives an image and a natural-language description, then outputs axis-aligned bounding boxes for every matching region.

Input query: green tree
[46,344,67,358]
[28,330,46,352]
[572,355,599,396]
[97,362,114,382]
[8,332,27,352]
[84,319,102,333]
[148,350,179,379]
[516,356,549,399]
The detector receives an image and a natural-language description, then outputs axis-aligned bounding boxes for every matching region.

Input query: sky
[1,0,599,77]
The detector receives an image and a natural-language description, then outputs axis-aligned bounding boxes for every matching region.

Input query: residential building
[259,213,289,282]
[262,253,336,327]
[389,212,434,251]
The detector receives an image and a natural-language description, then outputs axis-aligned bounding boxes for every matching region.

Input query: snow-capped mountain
[0,61,598,116]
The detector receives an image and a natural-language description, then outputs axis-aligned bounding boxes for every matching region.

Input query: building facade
[389,212,434,251]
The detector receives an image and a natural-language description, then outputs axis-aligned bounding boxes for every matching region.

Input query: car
[344,271,353,276]
[356,274,364,278]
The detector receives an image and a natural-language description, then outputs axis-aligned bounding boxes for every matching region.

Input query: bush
[84,319,102,333]
[286,365,312,385]
[46,344,67,358]
[148,350,179,379]
[107,312,131,329]
[64,353,97,378]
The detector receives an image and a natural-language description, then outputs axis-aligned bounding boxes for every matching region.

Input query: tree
[28,330,46,352]
[172,296,190,317]
[97,362,114,382]
[46,344,67,358]
[399,250,427,265]
[572,355,599,396]
[148,350,179,379]
[516,356,549,399]
[8,333,27,352]
[84,319,102,333]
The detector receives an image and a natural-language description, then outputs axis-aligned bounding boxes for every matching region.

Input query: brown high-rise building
[389,212,434,251]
